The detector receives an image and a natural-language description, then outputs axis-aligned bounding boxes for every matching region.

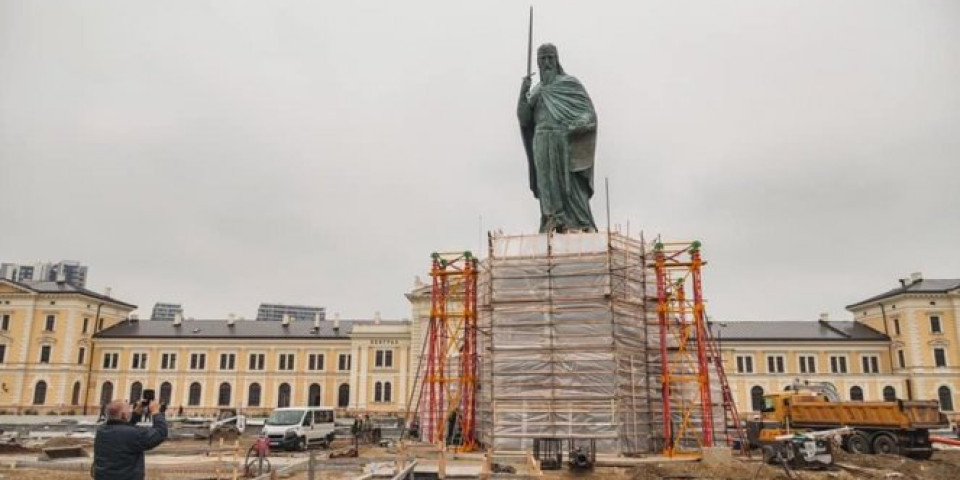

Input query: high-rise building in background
[0,260,88,287]
[256,303,325,322]
[150,302,184,321]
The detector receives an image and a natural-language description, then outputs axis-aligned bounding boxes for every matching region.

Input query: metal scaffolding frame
[410,231,737,456]
[653,240,714,456]
[419,251,479,452]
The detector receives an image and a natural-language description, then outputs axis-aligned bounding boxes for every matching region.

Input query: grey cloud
[1,0,958,321]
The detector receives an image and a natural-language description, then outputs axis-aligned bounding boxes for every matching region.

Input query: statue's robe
[519,74,598,233]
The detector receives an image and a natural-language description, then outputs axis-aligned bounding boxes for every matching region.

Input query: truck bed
[788,400,946,430]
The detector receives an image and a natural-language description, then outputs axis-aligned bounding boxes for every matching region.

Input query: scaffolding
[411,231,734,456]
[653,240,714,456]
[419,251,479,452]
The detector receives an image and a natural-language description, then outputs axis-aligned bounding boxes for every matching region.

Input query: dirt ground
[3,439,960,479]
[629,449,960,480]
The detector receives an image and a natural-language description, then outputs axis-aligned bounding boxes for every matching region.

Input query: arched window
[750,386,764,412]
[33,381,48,405]
[71,381,81,406]
[188,382,202,406]
[248,383,261,407]
[278,383,291,408]
[939,386,954,412]
[129,381,143,402]
[384,382,392,402]
[882,386,896,402]
[308,384,321,407]
[850,386,864,401]
[338,383,350,408]
[374,382,383,402]
[100,381,114,405]
[218,383,232,406]
[160,382,172,405]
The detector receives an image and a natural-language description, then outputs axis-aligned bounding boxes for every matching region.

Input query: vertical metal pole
[308,450,316,480]
[690,243,714,446]
[216,437,223,480]
[232,439,239,480]
[605,177,611,234]
[654,244,672,455]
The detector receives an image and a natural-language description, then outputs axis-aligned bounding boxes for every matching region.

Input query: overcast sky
[1,1,958,322]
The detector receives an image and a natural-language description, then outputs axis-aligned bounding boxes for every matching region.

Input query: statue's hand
[520,75,533,95]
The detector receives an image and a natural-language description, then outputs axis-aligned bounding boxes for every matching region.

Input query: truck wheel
[762,446,777,465]
[871,434,899,455]
[297,436,308,451]
[846,432,871,454]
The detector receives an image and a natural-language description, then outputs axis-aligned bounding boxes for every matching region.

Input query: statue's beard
[541,67,557,84]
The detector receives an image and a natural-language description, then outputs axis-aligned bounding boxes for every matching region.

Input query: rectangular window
[338,354,352,371]
[44,315,55,331]
[82,318,89,333]
[799,355,817,374]
[1,314,9,331]
[309,354,325,371]
[190,353,206,370]
[893,318,900,335]
[0,344,5,363]
[830,356,848,374]
[930,316,942,334]
[767,355,785,373]
[374,350,394,368]
[131,353,148,370]
[102,352,118,369]
[861,355,879,374]
[897,350,906,368]
[77,347,85,365]
[248,353,265,370]
[278,353,295,371]
[934,348,947,367]
[735,355,753,373]
[219,353,236,370]
[161,353,177,370]
[40,345,51,363]
[97,318,104,331]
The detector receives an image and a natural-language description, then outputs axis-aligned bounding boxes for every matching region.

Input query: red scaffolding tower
[421,251,479,452]
[654,240,715,456]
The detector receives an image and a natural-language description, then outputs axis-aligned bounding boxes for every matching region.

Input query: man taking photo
[92,398,168,480]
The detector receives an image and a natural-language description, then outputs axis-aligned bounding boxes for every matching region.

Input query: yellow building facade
[717,318,905,416]
[91,317,412,416]
[0,279,135,414]
[2,272,956,426]
[847,273,960,420]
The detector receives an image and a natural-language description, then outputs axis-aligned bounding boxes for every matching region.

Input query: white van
[261,406,336,450]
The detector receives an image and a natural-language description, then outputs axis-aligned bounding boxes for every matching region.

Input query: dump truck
[747,382,949,459]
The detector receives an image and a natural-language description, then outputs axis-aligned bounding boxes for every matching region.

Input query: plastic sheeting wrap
[478,232,653,454]
[476,232,727,455]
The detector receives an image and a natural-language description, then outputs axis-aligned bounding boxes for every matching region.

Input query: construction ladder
[703,322,750,456]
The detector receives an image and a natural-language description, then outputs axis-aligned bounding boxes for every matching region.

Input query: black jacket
[93,413,168,480]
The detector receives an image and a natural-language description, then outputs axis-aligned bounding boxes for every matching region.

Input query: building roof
[711,320,888,342]
[846,279,960,309]
[94,318,409,340]
[0,278,137,309]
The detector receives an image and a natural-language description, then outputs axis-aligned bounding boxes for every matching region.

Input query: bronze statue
[517,43,598,234]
